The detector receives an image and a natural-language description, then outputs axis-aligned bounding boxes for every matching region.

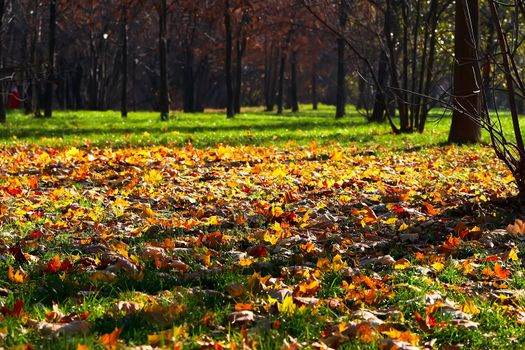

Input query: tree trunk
[224,0,234,118]
[132,54,137,111]
[44,0,57,118]
[290,51,299,112]
[0,0,6,123]
[385,0,409,131]
[312,63,318,110]
[335,0,347,119]
[234,33,246,114]
[183,48,195,113]
[370,51,388,122]
[121,2,128,118]
[483,17,496,110]
[159,0,169,121]
[277,54,286,115]
[448,0,482,143]
[263,40,274,111]
[418,0,439,132]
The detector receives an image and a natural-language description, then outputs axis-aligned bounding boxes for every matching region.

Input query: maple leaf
[8,266,28,284]
[295,280,320,297]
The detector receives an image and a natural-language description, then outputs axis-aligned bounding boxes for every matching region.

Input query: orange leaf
[295,280,320,297]
[234,303,253,311]
[494,263,511,280]
[8,266,28,284]
[47,255,61,273]
[100,328,122,350]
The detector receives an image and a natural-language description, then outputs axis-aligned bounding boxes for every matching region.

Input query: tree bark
[370,50,388,122]
[263,39,274,111]
[335,0,347,119]
[183,47,195,113]
[224,0,234,118]
[234,30,246,114]
[159,0,169,121]
[121,2,128,118]
[312,63,318,110]
[277,54,286,115]
[0,0,6,123]
[290,51,299,112]
[44,0,57,118]
[448,0,482,143]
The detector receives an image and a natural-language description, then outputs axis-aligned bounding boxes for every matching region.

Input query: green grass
[1,105,521,150]
[0,105,456,149]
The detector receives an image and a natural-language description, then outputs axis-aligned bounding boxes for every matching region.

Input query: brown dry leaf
[89,271,117,283]
[227,283,246,297]
[113,301,141,315]
[141,246,166,261]
[507,219,525,235]
[30,320,90,338]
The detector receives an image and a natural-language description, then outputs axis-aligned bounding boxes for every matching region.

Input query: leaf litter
[0,143,524,348]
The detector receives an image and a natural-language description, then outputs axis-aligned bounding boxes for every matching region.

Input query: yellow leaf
[384,217,398,225]
[382,329,420,346]
[460,300,480,316]
[207,216,220,225]
[431,262,445,272]
[263,231,279,245]
[144,169,163,185]
[278,295,296,316]
[270,221,282,232]
[398,223,409,231]
[508,247,519,261]
[394,259,411,270]
[239,258,254,267]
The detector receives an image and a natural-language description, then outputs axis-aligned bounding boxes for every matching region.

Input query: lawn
[0,106,524,349]
[0,105,454,149]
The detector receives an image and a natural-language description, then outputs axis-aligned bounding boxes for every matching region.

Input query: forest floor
[1,106,525,349]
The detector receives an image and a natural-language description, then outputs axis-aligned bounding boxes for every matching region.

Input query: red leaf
[247,244,268,258]
[9,246,29,264]
[47,255,61,273]
[1,300,24,317]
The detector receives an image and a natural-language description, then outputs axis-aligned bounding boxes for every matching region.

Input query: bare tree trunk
[370,50,388,123]
[385,0,409,131]
[234,28,246,114]
[159,0,169,121]
[132,53,137,111]
[44,0,57,118]
[312,63,318,110]
[121,2,128,118]
[0,0,6,123]
[448,0,482,143]
[277,54,286,115]
[263,39,274,111]
[290,51,299,112]
[183,47,195,113]
[335,0,347,119]
[224,0,234,118]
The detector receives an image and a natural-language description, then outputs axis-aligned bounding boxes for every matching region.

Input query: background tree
[448,0,482,143]
[43,0,57,118]
[0,0,6,123]
[158,0,169,121]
